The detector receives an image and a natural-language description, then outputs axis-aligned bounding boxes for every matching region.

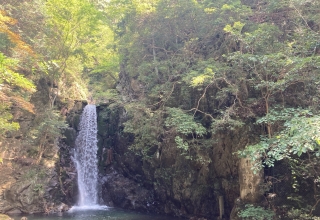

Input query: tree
[233,0,320,167]
[43,0,119,102]
[0,10,35,136]
[0,10,33,55]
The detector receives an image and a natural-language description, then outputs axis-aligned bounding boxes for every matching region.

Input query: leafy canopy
[0,11,35,136]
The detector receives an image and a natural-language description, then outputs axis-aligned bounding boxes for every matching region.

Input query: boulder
[0,214,13,220]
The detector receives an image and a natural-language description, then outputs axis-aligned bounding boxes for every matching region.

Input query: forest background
[1,0,320,219]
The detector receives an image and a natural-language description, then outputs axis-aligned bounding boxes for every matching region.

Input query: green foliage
[181,59,226,88]
[165,107,207,156]
[174,136,189,151]
[29,108,67,142]
[0,6,37,138]
[0,52,35,136]
[224,21,245,35]
[0,32,11,47]
[223,0,320,187]
[238,204,275,220]
[287,208,320,220]
[238,109,320,171]
[28,107,67,162]
[123,103,164,151]
[0,104,19,134]
[43,0,119,101]
[165,108,206,137]
[93,89,120,103]
[21,167,48,196]
[123,105,209,160]
[3,0,320,216]
[0,53,35,91]
[255,107,302,125]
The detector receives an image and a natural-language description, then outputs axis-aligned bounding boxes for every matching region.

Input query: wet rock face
[57,101,88,206]
[65,101,87,133]
[101,169,155,212]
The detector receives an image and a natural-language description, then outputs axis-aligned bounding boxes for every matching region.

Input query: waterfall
[73,104,99,207]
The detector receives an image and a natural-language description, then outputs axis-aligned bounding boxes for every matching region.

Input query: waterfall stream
[73,104,99,207]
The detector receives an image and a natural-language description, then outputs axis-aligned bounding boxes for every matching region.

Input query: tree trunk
[152,37,159,78]
[239,158,263,203]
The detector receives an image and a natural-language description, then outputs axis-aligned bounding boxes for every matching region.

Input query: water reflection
[10,208,181,220]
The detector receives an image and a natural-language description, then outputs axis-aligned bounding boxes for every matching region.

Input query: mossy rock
[0,214,13,220]
[62,128,77,146]
[66,114,81,131]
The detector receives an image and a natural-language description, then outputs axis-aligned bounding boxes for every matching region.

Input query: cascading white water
[73,104,99,207]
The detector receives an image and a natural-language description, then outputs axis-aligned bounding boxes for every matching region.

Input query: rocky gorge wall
[0,89,61,214]
[0,77,86,215]
[0,83,314,219]
[96,102,261,219]
[96,64,318,219]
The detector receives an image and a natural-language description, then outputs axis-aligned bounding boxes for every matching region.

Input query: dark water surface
[9,207,181,220]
